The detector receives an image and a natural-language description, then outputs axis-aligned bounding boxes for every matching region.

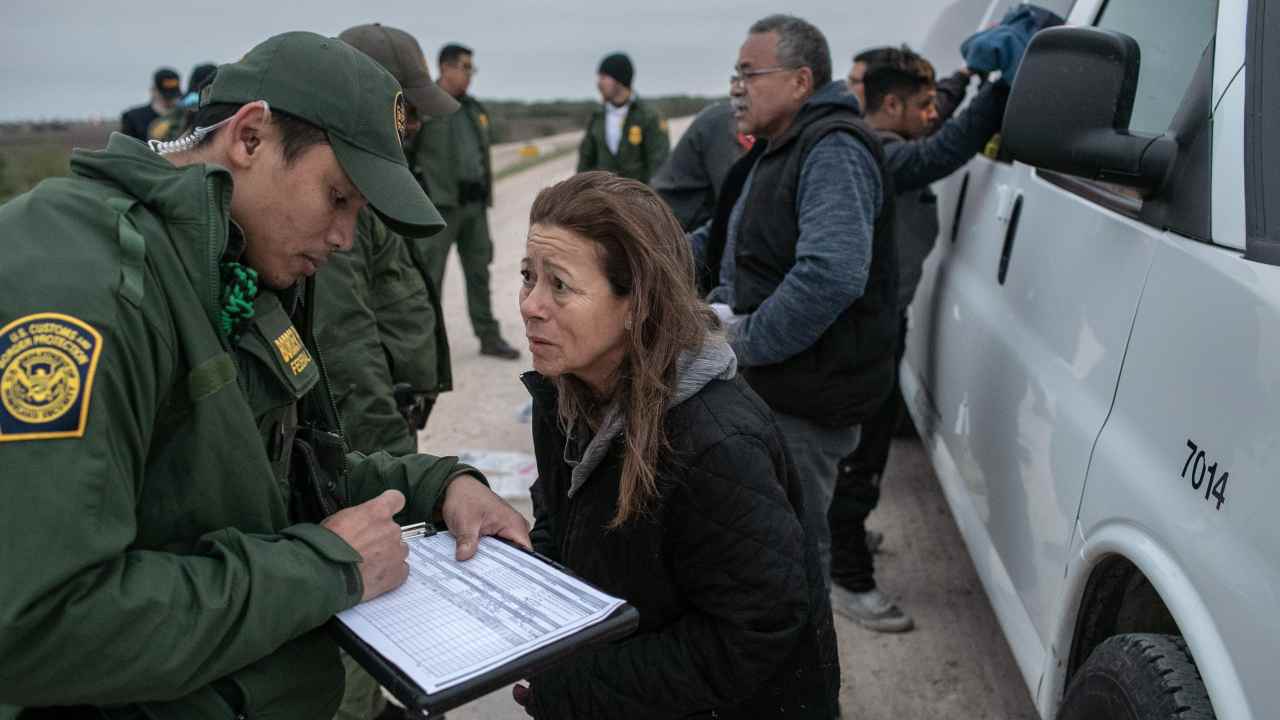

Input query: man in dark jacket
[848,45,972,122]
[651,102,752,231]
[691,14,898,588]
[119,67,182,141]
[577,52,671,183]
[827,45,1013,632]
[146,63,218,142]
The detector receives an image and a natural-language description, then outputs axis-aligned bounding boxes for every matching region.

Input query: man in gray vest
[690,14,898,595]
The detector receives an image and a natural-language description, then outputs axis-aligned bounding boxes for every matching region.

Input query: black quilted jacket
[522,371,840,719]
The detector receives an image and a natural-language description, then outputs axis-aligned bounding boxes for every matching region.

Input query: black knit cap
[597,52,634,88]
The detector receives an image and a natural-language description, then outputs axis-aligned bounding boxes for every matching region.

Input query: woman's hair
[529,171,715,527]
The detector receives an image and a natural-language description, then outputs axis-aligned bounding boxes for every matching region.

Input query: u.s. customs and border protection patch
[0,313,103,442]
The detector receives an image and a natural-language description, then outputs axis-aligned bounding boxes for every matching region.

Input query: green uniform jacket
[576,96,671,184]
[316,209,451,456]
[0,135,475,719]
[410,94,493,209]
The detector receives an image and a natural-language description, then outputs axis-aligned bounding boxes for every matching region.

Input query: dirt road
[420,117,1038,719]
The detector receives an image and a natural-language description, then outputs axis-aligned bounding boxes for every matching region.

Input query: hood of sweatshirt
[522,334,737,498]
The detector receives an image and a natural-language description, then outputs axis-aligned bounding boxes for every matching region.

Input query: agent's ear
[222,101,273,170]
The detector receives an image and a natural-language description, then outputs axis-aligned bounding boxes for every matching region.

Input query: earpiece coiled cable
[148,100,271,155]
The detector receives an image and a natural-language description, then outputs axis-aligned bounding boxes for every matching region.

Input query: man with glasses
[577,52,670,183]
[411,43,521,360]
[691,14,898,600]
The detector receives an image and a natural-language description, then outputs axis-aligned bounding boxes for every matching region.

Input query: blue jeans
[773,411,861,589]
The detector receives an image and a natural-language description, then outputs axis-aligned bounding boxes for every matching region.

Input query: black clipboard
[330,538,639,717]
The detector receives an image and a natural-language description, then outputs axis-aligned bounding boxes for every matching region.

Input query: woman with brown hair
[515,171,839,718]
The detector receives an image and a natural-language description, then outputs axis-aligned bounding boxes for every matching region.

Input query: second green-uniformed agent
[320,23,461,460]
[577,52,671,184]
[326,23,461,720]
[410,43,521,360]
[0,31,529,719]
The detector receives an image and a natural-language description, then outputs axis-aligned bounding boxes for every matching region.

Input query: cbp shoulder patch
[628,125,643,145]
[0,313,104,442]
[478,113,489,129]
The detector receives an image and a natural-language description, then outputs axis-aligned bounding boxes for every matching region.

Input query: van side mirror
[1002,26,1176,189]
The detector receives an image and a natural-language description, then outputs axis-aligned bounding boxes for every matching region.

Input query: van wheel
[1058,634,1214,719]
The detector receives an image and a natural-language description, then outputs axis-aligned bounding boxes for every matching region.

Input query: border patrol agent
[0,31,529,719]
[411,43,522,360]
[320,23,460,458]
[326,24,461,720]
[577,52,671,184]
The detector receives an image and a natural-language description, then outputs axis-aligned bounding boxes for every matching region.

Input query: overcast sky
[0,0,991,122]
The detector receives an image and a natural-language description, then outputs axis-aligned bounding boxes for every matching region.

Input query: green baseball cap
[338,24,460,119]
[205,31,444,238]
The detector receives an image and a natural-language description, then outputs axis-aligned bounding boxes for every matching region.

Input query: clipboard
[330,532,639,717]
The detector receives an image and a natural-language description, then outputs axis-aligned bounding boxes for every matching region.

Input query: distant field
[0,122,113,203]
[0,95,719,204]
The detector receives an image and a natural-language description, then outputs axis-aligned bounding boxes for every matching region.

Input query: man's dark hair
[862,46,936,113]
[748,14,832,89]
[854,46,897,66]
[438,43,473,68]
[191,103,328,165]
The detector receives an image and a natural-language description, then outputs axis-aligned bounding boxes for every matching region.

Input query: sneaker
[480,337,520,360]
[830,586,915,633]
[866,529,884,554]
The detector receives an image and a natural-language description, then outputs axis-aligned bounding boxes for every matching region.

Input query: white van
[905,1,1277,718]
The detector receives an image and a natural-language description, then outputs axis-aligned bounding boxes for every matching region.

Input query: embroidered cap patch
[0,313,103,442]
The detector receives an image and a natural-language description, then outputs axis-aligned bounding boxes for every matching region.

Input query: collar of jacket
[71,132,235,335]
[520,334,736,498]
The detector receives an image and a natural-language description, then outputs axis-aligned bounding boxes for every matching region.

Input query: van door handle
[950,172,971,244]
[997,194,1024,285]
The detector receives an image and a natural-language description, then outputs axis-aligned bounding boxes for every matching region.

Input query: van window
[1095,0,1218,133]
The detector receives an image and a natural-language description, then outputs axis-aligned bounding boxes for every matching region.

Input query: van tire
[1058,633,1214,720]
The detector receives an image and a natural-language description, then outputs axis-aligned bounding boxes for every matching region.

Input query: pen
[400,522,429,541]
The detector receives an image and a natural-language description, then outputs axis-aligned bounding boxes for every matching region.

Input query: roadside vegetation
[0,95,721,204]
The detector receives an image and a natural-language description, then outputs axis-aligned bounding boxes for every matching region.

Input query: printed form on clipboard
[333,531,638,715]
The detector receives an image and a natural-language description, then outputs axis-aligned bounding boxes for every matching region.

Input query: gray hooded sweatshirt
[564,335,737,498]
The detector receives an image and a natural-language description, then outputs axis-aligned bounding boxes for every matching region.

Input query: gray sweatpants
[773,411,861,589]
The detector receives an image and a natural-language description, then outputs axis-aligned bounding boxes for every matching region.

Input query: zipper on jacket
[206,173,232,351]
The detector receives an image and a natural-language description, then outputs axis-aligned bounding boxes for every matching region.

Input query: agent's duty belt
[458,181,488,205]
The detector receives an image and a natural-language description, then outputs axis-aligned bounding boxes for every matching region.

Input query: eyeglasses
[449,62,478,76]
[729,66,792,87]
